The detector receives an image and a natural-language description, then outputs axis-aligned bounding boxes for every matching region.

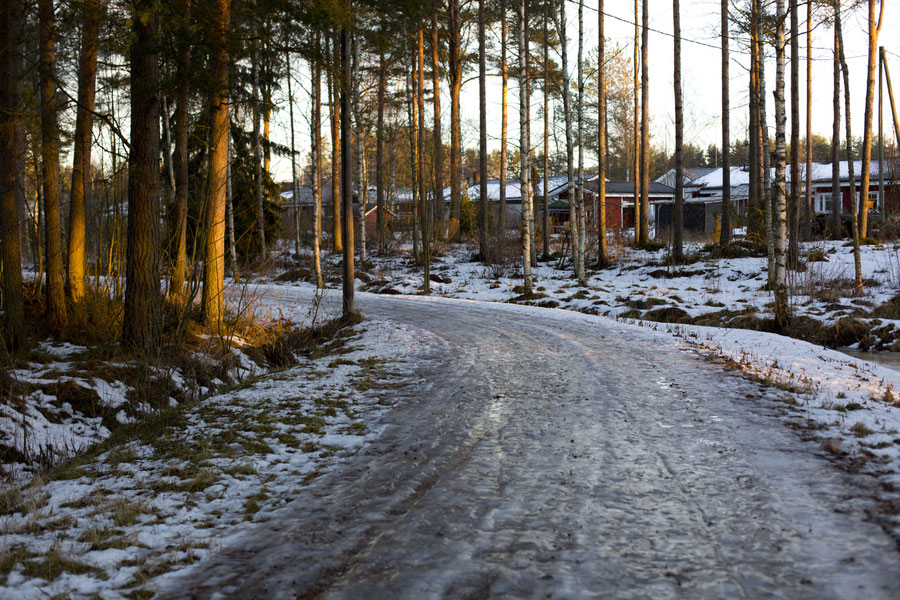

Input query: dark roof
[593,181,675,196]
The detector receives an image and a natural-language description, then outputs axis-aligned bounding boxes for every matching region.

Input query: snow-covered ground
[0,317,441,598]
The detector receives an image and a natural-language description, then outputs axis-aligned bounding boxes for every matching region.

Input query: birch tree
[575,0,586,284]
[478,0,489,259]
[500,0,508,242]
[773,0,789,330]
[831,9,842,241]
[519,0,533,293]
[557,0,577,280]
[672,0,684,262]
[720,0,731,245]
[311,38,324,288]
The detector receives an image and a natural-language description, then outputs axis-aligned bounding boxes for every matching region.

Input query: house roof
[688,160,900,191]
[597,181,676,196]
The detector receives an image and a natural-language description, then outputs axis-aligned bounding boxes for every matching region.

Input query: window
[815,193,834,214]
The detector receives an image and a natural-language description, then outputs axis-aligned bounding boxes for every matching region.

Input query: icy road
[162,290,900,599]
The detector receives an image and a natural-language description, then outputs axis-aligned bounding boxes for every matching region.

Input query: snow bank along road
[160,290,900,599]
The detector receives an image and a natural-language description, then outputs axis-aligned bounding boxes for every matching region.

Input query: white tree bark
[575,0,586,284]
[773,0,789,328]
[556,1,576,280]
[519,0,533,294]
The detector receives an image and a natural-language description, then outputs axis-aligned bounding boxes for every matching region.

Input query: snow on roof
[688,160,900,190]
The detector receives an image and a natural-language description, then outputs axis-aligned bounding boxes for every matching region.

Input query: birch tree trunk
[575,0,586,284]
[202,0,230,329]
[226,122,236,268]
[673,0,684,263]
[312,42,324,288]
[0,0,26,349]
[720,0,731,245]
[773,0,789,330]
[123,0,162,350]
[353,37,366,267]
[287,51,300,258]
[831,11,842,240]
[252,43,266,259]
[748,0,761,240]
[835,0,863,291]
[500,0,508,246]
[761,40,775,286]
[67,0,102,302]
[803,0,812,240]
[519,0,533,294]
[558,0,576,279]
[639,0,650,244]
[858,0,884,239]
[38,0,67,330]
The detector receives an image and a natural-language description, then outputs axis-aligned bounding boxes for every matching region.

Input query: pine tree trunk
[773,0,789,330]
[0,0,26,349]
[478,0,489,260]
[500,0,508,246]
[639,0,650,244]
[431,6,443,241]
[835,0,862,291]
[418,24,430,293]
[748,0,761,240]
[831,12,842,240]
[789,0,800,267]
[448,0,462,240]
[519,0,533,294]
[311,42,324,288]
[38,0,67,331]
[597,0,607,267]
[673,0,684,262]
[123,0,162,350]
[353,35,366,267]
[858,0,884,239]
[67,0,101,303]
[542,7,551,260]
[720,0,731,245]
[171,0,191,302]
[202,0,230,329]
[341,28,355,315]
[408,65,420,262]
[226,124,236,267]
[376,50,386,253]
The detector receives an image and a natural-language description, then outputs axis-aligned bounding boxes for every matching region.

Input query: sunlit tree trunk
[68,0,102,302]
[672,0,684,262]
[596,0,607,267]
[720,0,731,245]
[202,0,230,329]
[858,0,884,238]
[287,52,300,257]
[0,0,26,349]
[803,0,812,240]
[353,35,367,267]
[748,0,761,240]
[407,64,420,262]
[835,0,862,291]
[773,0,789,330]
[639,0,650,244]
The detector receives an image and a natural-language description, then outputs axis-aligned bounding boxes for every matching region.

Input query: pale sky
[269,0,899,182]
